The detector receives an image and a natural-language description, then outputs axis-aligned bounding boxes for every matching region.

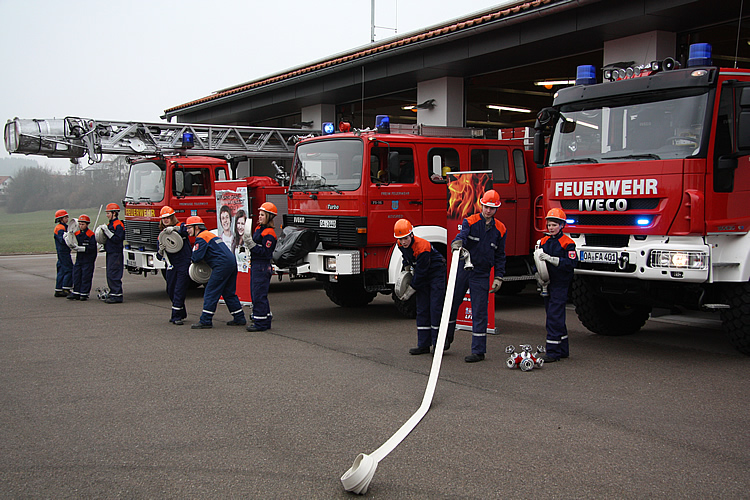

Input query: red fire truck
[4,117,314,278]
[282,121,545,316]
[532,43,750,355]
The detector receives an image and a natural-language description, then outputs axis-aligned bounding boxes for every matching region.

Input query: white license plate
[580,250,617,264]
[126,259,137,267]
[320,219,336,229]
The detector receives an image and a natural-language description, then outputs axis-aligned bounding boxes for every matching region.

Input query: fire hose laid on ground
[341,248,463,494]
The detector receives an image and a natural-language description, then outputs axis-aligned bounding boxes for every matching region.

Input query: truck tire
[392,291,417,318]
[720,282,750,355]
[570,276,651,336]
[324,281,377,307]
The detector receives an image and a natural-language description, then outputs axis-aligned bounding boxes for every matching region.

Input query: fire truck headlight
[649,250,708,270]
[146,255,154,267]
[324,256,337,272]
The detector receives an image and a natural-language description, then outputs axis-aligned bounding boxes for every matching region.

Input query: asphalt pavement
[0,254,748,499]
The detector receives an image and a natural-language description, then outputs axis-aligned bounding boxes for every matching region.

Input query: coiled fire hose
[341,248,461,494]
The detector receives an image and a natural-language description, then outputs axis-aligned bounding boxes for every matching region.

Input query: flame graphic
[447,173,491,220]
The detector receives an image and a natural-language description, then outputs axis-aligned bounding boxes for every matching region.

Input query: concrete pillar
[301,104,336,130]
[604,31,676,67]
[416,77,464,127]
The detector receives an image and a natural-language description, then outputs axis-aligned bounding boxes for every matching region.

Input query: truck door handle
[409,200,423,205]
[504,199,517,204]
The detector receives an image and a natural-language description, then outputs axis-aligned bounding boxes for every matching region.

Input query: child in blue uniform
[447,190,507,363]
[97,203,125,303]
[186,216,247,329]
[67,214,98,301]
[157,206,192,325]
[53,209,73,297]
[394,218,447,355]
[243,202,278,332]
[537,208,577,362]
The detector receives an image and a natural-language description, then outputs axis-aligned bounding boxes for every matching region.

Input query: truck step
[702,303,730,310]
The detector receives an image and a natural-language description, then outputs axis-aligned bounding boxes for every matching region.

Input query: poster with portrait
[216,180,251,304]
[446,171,496,334]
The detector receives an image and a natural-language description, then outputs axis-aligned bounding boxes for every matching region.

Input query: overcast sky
[1,0,514,171]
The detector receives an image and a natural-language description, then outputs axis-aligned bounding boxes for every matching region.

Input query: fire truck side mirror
[533,131,546,166]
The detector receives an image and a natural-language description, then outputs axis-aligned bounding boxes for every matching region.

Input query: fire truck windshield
[291,138,363,192]
[548,91,708,165]
[124,161,165,202]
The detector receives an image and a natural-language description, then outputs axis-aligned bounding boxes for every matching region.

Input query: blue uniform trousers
[72,259,95,298]
[199,265,245,326]
[251,261,273,329]
[415,277,446,349]
[106,252,124,301]
[446,267,490,354]
[56,250,73,292]
[544,281,570,358]
[166,263,190,322]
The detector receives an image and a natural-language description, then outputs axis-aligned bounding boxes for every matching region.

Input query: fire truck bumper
[573,236,710,283]
[304,250,361,276]
[124,250,166,274]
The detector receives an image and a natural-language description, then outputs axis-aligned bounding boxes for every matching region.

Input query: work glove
[244,235,257,250]
[99,225,113,238]
[75,245,86,253]
[450,239,463,252]
[242,223,257,249]
[489,277,503,293]
[164,226,175,234]
[157,243,166,257]
[539,252,560,267]
[401,286,416,301]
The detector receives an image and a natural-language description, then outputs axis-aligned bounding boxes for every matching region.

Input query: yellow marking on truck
[125,208,156,217]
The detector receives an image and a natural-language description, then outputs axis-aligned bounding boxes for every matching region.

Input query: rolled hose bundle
[188,261,212,284]
[341,248,461,494]
[158,229,184,254]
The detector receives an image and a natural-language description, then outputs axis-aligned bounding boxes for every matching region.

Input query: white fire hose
[341,248,462,494]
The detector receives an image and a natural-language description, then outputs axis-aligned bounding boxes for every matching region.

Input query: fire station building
[163,0,747,165]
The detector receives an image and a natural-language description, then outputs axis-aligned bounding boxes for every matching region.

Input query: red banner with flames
[446,171,496,334]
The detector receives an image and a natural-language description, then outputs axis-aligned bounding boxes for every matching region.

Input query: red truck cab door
[469,147,526,256]
[366,145,423,257]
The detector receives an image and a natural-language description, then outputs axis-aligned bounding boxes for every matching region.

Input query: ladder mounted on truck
[4,117,319,164]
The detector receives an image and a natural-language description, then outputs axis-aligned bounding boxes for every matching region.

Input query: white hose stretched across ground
[341,248,461,494]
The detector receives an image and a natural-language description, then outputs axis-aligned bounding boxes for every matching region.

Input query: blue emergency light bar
[322,122,335,135]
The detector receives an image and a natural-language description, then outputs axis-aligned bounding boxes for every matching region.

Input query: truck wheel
[324,281,377,307]
[570,276,651,336]
[720,282,750,355]
[392,291,417,318]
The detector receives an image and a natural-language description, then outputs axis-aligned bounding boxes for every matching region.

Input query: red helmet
[54,209,68,219]
[480,190,501,208]
[78,214,91,223]
[106,203,120,212]
[160,206,176,219]
[186,215,204,226]
[546,208,567,223]
[260,202,277,216]
[393,219,413,239]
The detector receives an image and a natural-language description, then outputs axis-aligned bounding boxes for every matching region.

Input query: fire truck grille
[584,234,630,247]
[283,215,367,247]
[124,220,160,250]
